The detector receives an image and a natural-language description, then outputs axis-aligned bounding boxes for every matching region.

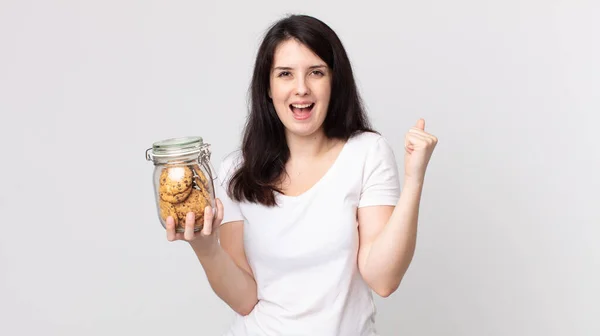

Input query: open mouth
[289,103,314,120]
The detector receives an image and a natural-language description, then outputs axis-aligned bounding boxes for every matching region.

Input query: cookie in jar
[146,136,216,233]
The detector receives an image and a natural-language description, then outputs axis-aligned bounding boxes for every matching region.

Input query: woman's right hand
[165,198,224,253]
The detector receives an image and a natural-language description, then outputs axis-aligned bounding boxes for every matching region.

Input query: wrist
[189,236,221,259]
[403,176,425,189]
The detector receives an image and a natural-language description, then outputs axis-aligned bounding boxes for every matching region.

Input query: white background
[1,0,598,335]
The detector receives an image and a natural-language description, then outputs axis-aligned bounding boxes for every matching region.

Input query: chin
[287,126,321,138]
[286,115,324,137]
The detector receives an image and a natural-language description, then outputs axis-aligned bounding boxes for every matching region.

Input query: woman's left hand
[404,118,438,183]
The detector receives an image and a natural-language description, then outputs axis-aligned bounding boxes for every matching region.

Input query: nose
[295,77,310,96]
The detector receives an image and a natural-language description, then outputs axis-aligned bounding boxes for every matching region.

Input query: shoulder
[216,150,243,183]
[349,130,382,145]
[346,131,399,180]
[347,131,395,157]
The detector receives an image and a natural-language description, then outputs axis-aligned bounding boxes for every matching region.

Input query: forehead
[272,39,325,67]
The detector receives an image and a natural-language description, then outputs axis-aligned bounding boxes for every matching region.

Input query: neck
[285,129,334,161]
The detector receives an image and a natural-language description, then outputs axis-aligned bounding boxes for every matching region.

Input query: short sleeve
[358,136,401,208]
[214,152,245,225]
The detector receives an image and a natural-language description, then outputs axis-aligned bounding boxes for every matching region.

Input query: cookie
[193,166,210,189]
[159,184,192,203]
[193,166,213,204]
[159,200,178,226]
[175,215,205,232]
[174,188,209,230]
[159,166,193,196]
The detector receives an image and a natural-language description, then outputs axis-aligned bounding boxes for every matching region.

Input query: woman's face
[269,39,332,138]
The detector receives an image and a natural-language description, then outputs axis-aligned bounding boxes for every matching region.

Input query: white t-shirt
[215,131,401,336]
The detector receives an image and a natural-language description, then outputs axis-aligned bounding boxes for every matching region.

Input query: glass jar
[145,136,216,233]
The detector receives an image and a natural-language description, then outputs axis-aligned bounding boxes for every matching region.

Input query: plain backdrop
[1,0,598,335]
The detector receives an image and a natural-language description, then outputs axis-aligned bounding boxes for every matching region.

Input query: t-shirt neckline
[275,137,352,202]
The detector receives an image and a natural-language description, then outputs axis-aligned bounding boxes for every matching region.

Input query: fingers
[166,216,178,242]
[404,137,414,153]
[165,198,225,242]
[407,127,438,150]
[407,131,430,143]
[183,212,196,240]
[405,132,429,148]
[215,198,224,224]
[202,205,214,236]
[201,198,224,237]
[409,127,438,142]
[409,118,438,144]
[415,118,425,130]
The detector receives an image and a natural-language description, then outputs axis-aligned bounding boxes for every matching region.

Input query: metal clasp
[198,143,211,162]
[145,148,153,161]
[197,143,217,186]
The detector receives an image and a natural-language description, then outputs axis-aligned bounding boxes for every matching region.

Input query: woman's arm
[357,119,437,297]
[190,220,258,316]
[357,178,422,297]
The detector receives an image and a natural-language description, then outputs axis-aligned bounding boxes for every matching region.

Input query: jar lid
[146,136,208,162]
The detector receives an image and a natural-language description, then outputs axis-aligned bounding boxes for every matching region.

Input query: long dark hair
[228,14,375,206]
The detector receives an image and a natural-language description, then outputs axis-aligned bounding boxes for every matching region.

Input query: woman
[165,14,438,335]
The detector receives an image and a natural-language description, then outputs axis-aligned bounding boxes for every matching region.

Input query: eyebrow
[273,65,328,71]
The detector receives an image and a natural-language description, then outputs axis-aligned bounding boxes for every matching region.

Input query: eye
[277,71,291,77]
[311,70,325,76]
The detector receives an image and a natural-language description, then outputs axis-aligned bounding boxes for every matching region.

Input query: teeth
[291,103,312,108]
